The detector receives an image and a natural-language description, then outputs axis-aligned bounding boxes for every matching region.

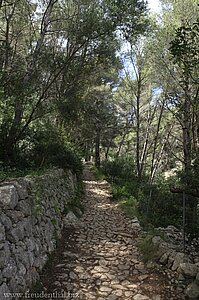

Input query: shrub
[102,156,136,181]
[2,123,83,178]
[28,125,83,176]
[103,157,183,230]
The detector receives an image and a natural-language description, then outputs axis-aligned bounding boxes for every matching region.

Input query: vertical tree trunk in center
[95,128,101,168]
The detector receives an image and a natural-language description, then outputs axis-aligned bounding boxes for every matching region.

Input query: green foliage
[102,156,136,181]
[169,19,199,72]
[118,196,138,218]
[92,166,105,181]
[0,122,83,180]
[19,124,83,176]
[0,162,49,181]
[137,231,161,262]
[138,182,182,229]
[104,157,183,230]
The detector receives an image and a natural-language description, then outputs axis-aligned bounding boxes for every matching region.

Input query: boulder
[185,281,199,299]
[63,211,82,228]
[172,252,189,271]
[178,263,199,278]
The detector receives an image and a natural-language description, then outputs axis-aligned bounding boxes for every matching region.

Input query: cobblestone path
[37,165,186,300]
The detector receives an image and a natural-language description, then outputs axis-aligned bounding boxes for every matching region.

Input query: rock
[16,200,31,216]
[167,250,176,268]
[7,277,19,293]
[0,242,11,268]
[0,213,12,231]
[99,286,112,293]
[159,251,170,264]
[178,273,185,281]
[0,184,19,209]
[125,290,135,296]
[63,211,82,228]
[138,275,149,281]
[196,272,199,283]
[26,238,35,252]
[185,281,199,299]
[2,258,17,278]
[92,266,109,273]
[152,236,163,247]
[12,180,29,199]
[0,271,2,285]
[172,252,187,271]
[69,271,78,280]
[18,262,27,276]
[133,294,150,300]
[0,283,12,300]
[178,263,199,278]
[25,267,39,287]
[152,295,161,300]
[107,295,118,300]
[113,290,123,296]
[6,210,24,223]
[0,223,5,242]
[7,222,25,243]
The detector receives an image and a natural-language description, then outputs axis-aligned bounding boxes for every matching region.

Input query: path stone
[133,294,150,300]
[34,164,187,300]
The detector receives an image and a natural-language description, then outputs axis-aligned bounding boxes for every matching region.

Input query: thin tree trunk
[149,99,165,183]
[136,76,142,180]
[95,128,101,168]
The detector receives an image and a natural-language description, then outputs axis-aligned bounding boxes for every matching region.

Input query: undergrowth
[102,157,182,231]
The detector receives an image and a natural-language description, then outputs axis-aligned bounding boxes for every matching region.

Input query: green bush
[102,156,136,181]
[137,231,162,262]
[103,157,183,230]
[20,124,83,176]
[0,123,83,179]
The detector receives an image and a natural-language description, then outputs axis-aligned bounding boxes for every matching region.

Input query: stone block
[7,221,25,243]
[2,258,17,279]
[0,185,18,209]
[6,210,24,223]
[0,213,12,230]
[13,180,29,199]
[16,200,31,216]
[0,242,11,268]
[0,223,5,242]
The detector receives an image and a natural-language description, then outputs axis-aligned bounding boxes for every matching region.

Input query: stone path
[36,165,186,300]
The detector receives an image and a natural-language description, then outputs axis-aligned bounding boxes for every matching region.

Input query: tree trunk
[136,76,142,180]
[182,80,197,234]
[95,128,101,168]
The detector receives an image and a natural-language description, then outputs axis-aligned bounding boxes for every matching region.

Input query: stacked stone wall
[0,169,77,297]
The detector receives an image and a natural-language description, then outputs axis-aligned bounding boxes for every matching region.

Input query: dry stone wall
[0,169,77,297]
